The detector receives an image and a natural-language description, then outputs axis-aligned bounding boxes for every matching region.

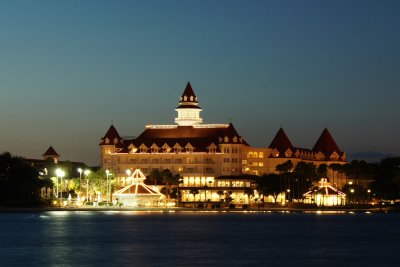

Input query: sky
[0,0,399,166]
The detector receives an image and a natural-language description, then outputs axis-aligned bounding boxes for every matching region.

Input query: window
[185,167,195,173]
[204,167,214,173]
[223,147,230,154]
[205,158,213,164]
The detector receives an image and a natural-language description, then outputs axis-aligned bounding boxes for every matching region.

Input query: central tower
[174,82,203,126]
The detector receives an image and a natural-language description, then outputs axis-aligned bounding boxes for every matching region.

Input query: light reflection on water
[0,211,399,266]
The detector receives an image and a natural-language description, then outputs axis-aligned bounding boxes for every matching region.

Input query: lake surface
[0,211,399,266]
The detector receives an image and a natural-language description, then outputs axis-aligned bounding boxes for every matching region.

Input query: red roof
[268,128,294,153]
[100,124,122,145]
[111,124,249,153]
[312,128,342,155]
[42,146,60,157]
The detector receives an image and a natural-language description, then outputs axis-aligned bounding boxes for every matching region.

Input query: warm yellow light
[126,169,131,176]
[55,168,65,178]
[350,189,355,193]
[84,170,91,176]
[77,168,82,174]
[348,181,353,185]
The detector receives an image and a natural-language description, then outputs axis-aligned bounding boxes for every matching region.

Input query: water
[0,211,399,266]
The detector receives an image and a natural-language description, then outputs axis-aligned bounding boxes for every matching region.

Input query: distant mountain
[348,151,398,163]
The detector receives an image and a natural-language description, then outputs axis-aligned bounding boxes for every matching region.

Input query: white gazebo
[303,178,346,206]
[113,169,164,207]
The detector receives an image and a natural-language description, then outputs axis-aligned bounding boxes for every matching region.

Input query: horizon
[1,0,399,166]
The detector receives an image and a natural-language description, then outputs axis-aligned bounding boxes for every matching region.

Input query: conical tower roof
[42,146,60,157]
[176,82,201,110]
[100,124,122,145]
[268,128,294,153]
[312,128,341,154]
[180,81,198,103]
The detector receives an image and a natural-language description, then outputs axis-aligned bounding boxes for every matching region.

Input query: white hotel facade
[100,82,346,205]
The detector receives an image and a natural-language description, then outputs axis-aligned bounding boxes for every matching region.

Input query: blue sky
[0,0,399,165]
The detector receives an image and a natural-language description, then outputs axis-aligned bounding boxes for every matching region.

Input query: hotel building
[100,82,346,205]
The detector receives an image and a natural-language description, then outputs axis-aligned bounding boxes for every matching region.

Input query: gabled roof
[42,146,60,157]
[100,124,122,145]
[268,128,294,153]
[312,128,341,155]
[115,124,248,153]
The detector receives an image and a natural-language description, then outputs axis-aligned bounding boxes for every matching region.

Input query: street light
[106,169,111,203]
[55,168,65,207]
[126,169,132,185]
[77,168,83,195]
[84,169,91,201]
[177,177,183,207]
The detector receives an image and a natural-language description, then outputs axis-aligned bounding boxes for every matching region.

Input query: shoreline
[0,205,395,213]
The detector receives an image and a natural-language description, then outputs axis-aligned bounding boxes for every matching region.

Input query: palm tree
[276,160,294,197]
[189,188,199,207]
[148,169,162,186]
[243,188,254,204]
[217,190,224,202]
[160,169,179,200]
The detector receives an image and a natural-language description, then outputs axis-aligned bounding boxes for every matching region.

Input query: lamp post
[177,178,183,207]
[106,169,111,203]
[55,169,65,207]
[350,188,355,204]
[126,169,132,185]
[77,168,83,196]
[84,170,91,201]
[207,180,212,205]
[367,189,371,204]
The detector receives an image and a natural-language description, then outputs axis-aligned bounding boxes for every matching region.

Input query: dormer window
[151,144,159,153]
[224,136,229,143]
[190,96,193,101]
[162,143,171,153]
[139,144,148,153]
[105,138,110,144]
[233,136,238,143]
[114,138,119,144]
[271,149,279,157]
[128,144,137,154]
[173,143,182,153]
[185,143,194,153]
[316,151,325,160]
[208,143,217,154]
[330,152,339,160]
[285,149,292,158]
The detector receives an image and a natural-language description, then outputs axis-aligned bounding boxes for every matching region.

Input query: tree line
[255,158,400,203]
[1,150,399,207]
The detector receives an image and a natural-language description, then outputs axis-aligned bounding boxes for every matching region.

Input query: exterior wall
[101,143,348,198]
